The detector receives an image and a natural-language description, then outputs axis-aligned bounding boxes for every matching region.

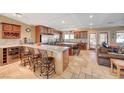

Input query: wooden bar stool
[19,46,31,66]
[27,47,40,72]
[110,58,124,78]
[76,43,81,56]
[38,49,55,79]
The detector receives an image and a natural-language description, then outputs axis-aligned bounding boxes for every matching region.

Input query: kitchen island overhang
[0,44,69,75]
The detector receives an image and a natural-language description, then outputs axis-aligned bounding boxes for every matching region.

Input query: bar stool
[76,43,81,56]
[38,49,55,79]
[19,46,31,66]
[27,47,40,72]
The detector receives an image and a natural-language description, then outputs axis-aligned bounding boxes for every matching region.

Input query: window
[70,34,74,39]
[64,34,69,39]
[54,34,59,39]
[64,34,74,40]
[116,32,124,43]
[99,32,108,44]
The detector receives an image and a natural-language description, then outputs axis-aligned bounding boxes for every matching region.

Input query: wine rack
[0,47,20,65]
[3,48,7,64]
[8,47,20,59]
[3,31,20,39]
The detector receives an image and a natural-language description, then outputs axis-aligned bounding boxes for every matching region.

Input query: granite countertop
[0,44,69,52]
[57,42,77,45]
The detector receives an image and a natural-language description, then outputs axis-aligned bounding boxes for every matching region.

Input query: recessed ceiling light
[62,20,65,23]
[12,13,23,17]
[90,23,93,25]
[89,15,93,18]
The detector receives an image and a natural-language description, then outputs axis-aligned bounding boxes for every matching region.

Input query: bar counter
[0,44,69,74]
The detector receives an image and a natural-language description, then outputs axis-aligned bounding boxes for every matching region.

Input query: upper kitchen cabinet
[80,31,87,38]
[35,25,55,43]
[1,23,21,39]
[74,31,87,39]
[2,23,13,32]
[74,32,78,38]
[13,25,21,32]
[41,26,54,35]
[74,32,81,38]
[48,28,54,34]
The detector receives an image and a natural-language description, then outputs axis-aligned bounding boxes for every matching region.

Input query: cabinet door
[78,32,81,38]
[2,23,13,31]
[45,27,48,34]
[47,28,51,34]
[63,50,69,71]
[50,28,54,34]
[13,25,21,32]
[84,31,87,38]
[80,31,87,38]
[74,32,77,38]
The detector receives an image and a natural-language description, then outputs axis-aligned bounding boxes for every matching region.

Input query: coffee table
[110,58,124,78]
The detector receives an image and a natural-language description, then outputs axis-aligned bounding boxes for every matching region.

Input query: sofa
[97,47,124,67]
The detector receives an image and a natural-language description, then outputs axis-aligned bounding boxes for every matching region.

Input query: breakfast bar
[0,44,69,75]
[56,42,79,56]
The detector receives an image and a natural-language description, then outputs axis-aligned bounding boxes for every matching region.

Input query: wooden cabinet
[50,28,54,34]
[80,43,87,50]
[74,32,77,38]
[0,48,8,65]
[80,31,87,38]
[35,26,41,44]
[63,50,69,71]
[0,47,20,65]
[13,25,21,32]
[35,25,55,43]
[47,28,50,33]
[2,23,21,39]
[74,31,87,39]
[2,23,13,32]
[69,48,73,56]
[74,32,81,38]
[41,26,54,35]
[47,28,54,34]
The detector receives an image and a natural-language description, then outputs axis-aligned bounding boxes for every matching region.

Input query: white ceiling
[1,13,124,31]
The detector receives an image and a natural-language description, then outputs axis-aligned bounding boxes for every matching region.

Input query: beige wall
[62,26,124,49]
[1,15,124,47]
[86,26,124,49]
[0,15,35,43]
[96,26,124,47]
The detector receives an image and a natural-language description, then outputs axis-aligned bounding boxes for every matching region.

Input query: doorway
[89,33,97,50]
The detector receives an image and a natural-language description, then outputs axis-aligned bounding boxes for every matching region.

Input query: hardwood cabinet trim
[12,25,21,32]
[2,23,13,32]
[1,23,21,39]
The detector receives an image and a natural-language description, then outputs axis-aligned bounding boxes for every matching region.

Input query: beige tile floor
[0,50,121,79]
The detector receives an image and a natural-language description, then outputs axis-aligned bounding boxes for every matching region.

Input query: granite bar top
[0,44,69,52]
[56,42,78,45]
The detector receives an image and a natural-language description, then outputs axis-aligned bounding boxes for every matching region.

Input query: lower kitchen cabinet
[0,47,20,65]
[80,43,87,50]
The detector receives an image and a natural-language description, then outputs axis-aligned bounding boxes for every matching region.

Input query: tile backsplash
[0,39,21,46]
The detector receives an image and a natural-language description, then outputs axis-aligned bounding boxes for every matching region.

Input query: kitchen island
[0,44,69,74]
[56,42,79,56]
